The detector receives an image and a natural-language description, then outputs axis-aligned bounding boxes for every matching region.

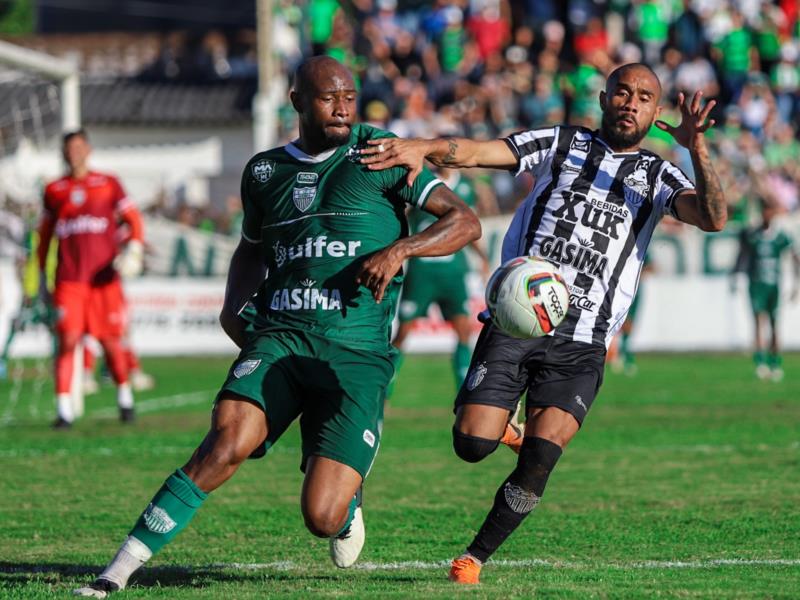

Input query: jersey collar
[284,140,339,163]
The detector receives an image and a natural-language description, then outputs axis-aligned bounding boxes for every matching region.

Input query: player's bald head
[292,56,355,98]
[605,63,662,99]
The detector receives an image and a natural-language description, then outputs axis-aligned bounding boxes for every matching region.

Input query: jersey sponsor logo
[623,155,656,207]
[233,359,261,379]
[503,482,540,514]
[539,235,608,279]
[568,284,597,310]
[466,362,487,391]
[292,186,316,212]
[272,236,362,268]
[252,159,275,183]
[363,429,376,448]
[70,188,86,206]
[554,191,626,240]
[55,215,109,239]
[570,138,590,153]
[269,279,343,311]
[143,503,177,534]
[296,172,318,184]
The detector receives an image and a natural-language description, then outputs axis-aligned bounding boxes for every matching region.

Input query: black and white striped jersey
[501,125,694,347]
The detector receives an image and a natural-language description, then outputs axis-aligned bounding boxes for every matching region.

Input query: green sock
[453,343,471,386]
[753,350,766,366]
[129,469,208,555]
[767,353,782,369]
[620,333,631,363]
[335,494,357,537]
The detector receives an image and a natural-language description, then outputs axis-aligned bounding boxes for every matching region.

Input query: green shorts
[217,328,395,479]
[749,281,779,318]
[399,261,470,322]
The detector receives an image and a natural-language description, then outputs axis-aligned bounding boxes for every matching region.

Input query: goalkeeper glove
[115,240,145,278]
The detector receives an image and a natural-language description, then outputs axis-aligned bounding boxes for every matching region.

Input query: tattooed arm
[656,90,727,232]
[359,137,516,186]
[673,144,727,232]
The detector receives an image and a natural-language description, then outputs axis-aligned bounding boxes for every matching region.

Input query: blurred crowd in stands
[148,0,800,232]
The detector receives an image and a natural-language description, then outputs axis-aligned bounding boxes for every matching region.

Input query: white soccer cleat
[329,505,365,568]
[756,364,771,380]
[771,367,784,382]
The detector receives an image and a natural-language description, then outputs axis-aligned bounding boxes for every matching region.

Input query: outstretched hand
[359,138,428,186]
[655,91,716,152]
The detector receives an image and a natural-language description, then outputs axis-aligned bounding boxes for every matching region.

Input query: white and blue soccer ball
[485,256,569,339]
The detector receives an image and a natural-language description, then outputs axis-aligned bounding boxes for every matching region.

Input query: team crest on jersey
[623,156,656,207]
[292,186,317,212]
[233,359,261,379]
[570,138,590,153]
[252,159,275,183]
[466,362,488,391]
[70,188,86,206]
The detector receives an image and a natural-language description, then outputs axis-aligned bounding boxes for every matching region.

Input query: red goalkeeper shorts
[54,279,127,338]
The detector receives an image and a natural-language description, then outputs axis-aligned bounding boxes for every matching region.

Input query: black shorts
[455,322,606,425]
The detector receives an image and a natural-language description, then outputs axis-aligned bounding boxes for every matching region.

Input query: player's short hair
[606,63,662,96]
[62,128,89,146]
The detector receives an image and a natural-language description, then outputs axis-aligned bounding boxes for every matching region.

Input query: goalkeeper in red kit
[38,129,145,428]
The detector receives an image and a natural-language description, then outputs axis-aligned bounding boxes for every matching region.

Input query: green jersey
[739,226,793,286]
[408,171,476,268]
[241,123,443,350]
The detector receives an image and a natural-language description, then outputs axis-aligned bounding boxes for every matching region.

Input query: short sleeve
[503,126,559,176]
[383,165,443,210]
[240,161,264,244]
[653,161,696,218]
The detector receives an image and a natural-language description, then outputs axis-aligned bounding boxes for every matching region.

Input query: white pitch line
[91,390,215,418]
[210,558,800,572]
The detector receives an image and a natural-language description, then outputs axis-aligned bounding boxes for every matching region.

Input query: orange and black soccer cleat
[448,555,482,584]
[500,421,523,454]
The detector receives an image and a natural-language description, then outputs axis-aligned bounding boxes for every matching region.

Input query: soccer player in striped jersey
[362,63,727,584]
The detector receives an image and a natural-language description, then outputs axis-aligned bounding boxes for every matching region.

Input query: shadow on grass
[0,562,420,590]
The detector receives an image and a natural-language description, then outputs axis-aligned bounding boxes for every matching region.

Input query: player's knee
[510,436,563,496]
[452,427,499,463]
[303,504,346,538]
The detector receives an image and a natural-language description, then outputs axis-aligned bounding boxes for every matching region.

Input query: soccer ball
[485,256,569,339]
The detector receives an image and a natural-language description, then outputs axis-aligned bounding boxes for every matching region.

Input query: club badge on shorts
[466,362,488,391]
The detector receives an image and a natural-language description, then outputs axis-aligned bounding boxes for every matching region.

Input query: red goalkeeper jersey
[41,171,135,285]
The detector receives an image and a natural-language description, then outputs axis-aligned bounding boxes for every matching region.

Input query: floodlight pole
[0,39,81,132]
[253,0,285,153]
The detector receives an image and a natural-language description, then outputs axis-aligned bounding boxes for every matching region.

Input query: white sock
[98,535,152,589]
[117,382,134,409]
[56,393,74,422]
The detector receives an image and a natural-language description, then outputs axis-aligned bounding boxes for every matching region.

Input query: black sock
[466,436,562,563]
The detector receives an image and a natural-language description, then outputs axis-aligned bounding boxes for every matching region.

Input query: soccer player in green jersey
[392,167,489,389]
[733,200,799,381]
[74,56,480,597]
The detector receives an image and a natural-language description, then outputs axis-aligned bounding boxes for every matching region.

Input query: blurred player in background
[392,166,490,390]
[362,65,727,584]
[608,254,653,376]
[38,129,145,428]
[73,57,479,597]
[733,199,799,381]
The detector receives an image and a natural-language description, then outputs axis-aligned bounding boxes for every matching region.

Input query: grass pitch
[0,353,798,598]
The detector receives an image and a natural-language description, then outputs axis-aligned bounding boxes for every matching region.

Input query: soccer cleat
[448,554,482,584]
[72,578,120,598]
[755,364,771,380]
[329,487,365,568]
[51,416,73,430]
[771,367,784,382]
[130,370,155,391]
[500,421,523,454]
[120,407,135,424]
